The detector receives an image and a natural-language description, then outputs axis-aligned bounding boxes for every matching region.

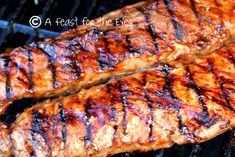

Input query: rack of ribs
[9,43,235,157]
[0,0,234,114]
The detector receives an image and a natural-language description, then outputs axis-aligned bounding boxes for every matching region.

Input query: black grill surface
[0,0,234,157]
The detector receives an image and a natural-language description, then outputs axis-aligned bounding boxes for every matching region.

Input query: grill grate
[0,0,234,157]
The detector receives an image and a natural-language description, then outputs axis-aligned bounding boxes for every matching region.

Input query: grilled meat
[0,0,234,114]
[10,43,235,157]
[0,122,10,157]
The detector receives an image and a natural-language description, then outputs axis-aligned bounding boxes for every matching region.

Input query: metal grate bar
[39,0,55,20]
[84,0,98,18]
[62,0,81,31]
[67,0,81,20]
[6,0,29,21]
[14,23,59,38]
[26,0,56,43]
[16,1,31,23]
[0,0,29,48]
[189,144,201,157]
[0,1,9,19]
[154,149,165,157]
[0,19,59,37]
[224,129,235,157]
[118,0,124,8]
[0,21,14,49]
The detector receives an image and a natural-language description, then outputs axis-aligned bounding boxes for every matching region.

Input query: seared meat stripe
[10,43,235,157]
[0,0,234,114]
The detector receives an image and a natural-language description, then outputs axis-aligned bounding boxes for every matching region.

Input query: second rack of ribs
[9,43,235,156]
[0,0,234,114]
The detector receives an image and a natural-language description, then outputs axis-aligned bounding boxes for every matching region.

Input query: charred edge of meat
[0,98,35,124]
[207,59,235,113]
[184,65,211,127]
[142,73,154,142]
[84,98,93,148]
[162,64,183,130]
[59,103,67,143]
[163,0,183,41]
[106,83,117,143]
[36,43,58,89]
[138,8,159,53]
[189,0,201,20]
[2,56,12,99]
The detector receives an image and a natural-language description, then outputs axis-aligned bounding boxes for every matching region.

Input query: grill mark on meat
[184,65,211,127]
[97,56,115,69]
[161,64,197,138]
[125,35,140,54]
[27,48,34,93]
[110,106,116,122]
[106,84,116,121]
[58,103,67,143]
[190,0,201,20]
[48,43,58,89]
[138,8,159,53]
[64,43,82,79]
[31,109,49,154]
[84,98,93,148]
[227,49,235,65]
[97,38,115,69]
[207,59,235,112]
[66,38,89,54]
[106,83,117,143]
[68,48,81,79]
[77,29,102,52]
[118,80,128,134]
[142,73,154,141]
[9,56,30,89]
[31,111,40,156]
[163,0,183,41]
[162,64,183,131]
[29,152,35,157]
[2,56,12,99]
[37,43,58,89]
[220,76,234,85]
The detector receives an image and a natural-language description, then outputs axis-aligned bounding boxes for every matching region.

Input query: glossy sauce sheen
[10,43,235,157]
[0,0,234,114]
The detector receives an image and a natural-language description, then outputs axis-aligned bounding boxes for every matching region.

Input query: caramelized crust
[0,122,10,157]
[0,0,234,114]
[10,43,235,157]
